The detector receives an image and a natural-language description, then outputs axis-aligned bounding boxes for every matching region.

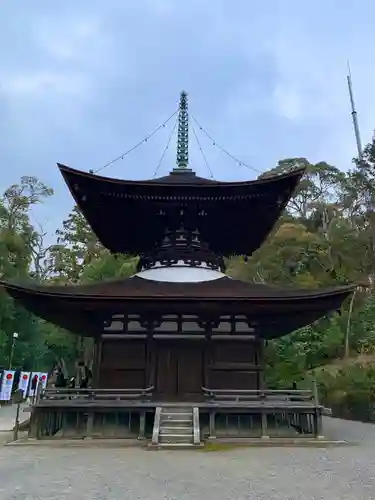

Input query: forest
[2,137,375,422]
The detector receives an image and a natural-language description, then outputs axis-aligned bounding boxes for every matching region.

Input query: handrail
[202,387,312,395]
[42,386,154,400]
[152,407,162,446]
[193,407,200,445]
[201,386,314,402]
[312,379,319,405]
[44,386,154,394]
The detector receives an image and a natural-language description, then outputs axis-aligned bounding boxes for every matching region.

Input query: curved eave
[1,279,355,338]
[57,163,306,190]
[1,278,355,301]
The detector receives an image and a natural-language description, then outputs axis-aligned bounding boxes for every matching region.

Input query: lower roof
[0,276,355,339]
[1,275,355,300]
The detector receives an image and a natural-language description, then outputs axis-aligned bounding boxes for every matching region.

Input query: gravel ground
[0,403,28,431]
[0,417,374,500]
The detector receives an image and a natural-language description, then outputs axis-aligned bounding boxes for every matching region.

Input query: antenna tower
[347,62,363,160]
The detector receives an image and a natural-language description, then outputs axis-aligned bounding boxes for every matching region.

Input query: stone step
[150,442,196,449]
[160,419,192,427]
[159,426,193,435]
[161,412,192,419]
[161,407,192,414]
[161,414,192,421]
[159,434,193,444]
[154,407,197,446]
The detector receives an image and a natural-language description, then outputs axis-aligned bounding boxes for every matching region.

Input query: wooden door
[177,343,203,400]
[156,343,178,399]
[155,341,204,400]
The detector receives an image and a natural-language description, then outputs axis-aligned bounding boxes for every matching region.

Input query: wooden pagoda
[1,92,354,445]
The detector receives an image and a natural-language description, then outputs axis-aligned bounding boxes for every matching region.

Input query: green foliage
[312,363,375,422]
[0,177,137,371]
[81,253,138,282]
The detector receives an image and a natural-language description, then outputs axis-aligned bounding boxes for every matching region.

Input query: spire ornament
[176,91,189,169]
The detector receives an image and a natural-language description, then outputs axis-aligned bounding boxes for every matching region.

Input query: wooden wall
[207,340,260,391]
[97,338,262,393]
[98,339,147,389]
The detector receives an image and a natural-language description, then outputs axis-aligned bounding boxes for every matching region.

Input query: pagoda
[1,92,354,444]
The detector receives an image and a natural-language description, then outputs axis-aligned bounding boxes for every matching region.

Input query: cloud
[0,15,110,102]
[272,84,303,122]
[259,0,375,167]
[31,18,109,67]
[1,0,375,238]
[1,71,89,97]
[270,30,346,123]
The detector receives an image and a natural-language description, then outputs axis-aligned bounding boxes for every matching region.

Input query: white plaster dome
[135,260,227,283]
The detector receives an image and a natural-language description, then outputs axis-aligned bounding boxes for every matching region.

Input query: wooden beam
[101,332,258,339]
[153,334,205,339]
[101,334,147,339]
[210,335,256,340]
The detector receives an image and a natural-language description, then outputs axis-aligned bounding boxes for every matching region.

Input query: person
[87,368,93,387]
[79,366,92,389]
[31,374,38,391]
[12,370,21,394]
[55,368,67,388]
[27,374,39,404]
[80,376,88,389]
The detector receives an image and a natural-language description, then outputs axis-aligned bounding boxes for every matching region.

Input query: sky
[1,0,375,238]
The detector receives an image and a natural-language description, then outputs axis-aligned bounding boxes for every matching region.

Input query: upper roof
[0,276,354,339]
[58,164,305,256]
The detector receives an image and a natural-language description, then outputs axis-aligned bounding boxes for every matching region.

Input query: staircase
[151,406,200,447]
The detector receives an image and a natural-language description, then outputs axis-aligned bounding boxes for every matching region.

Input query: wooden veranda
[27,383,324,444]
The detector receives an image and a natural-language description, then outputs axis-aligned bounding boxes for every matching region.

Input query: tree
[259,158,345,220]
[49,205,102,283]
[0,177,53,369]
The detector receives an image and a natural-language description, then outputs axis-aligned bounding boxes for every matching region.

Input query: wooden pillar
[92,336,102,388]
[257,337,266,390]
[138,411,146,440]
[312,379,319,405]
[35,410,42,440]
[209,410,216,439]
[261,412,269,439]
[259,338,268,437]
[85,411,94,439]
[312,380,324,438]
[146,326,156,388]
[29,408,39,439]
[203,323,213,389]
[315,410,323,438]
